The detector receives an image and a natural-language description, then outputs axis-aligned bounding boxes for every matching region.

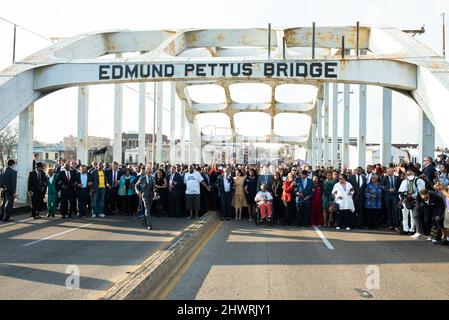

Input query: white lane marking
[313,226,335,250]
[22,223,93,247]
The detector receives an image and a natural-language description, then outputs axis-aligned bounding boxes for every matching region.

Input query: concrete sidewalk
[0,212,192,299]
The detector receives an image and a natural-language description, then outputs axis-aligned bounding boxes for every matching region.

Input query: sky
[0,0,448,148]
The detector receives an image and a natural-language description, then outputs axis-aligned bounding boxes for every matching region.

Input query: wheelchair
[254,204,274,226]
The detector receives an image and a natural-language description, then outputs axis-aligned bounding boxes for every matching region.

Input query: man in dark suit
[105,162,121,215]
[0,159,17,222]
[294,170,314,227]
[381,167,402,232]
[349,167,367,228]
[58,163,77,218]
[28,162,47,219]
[32,154,40,171]
[74,165,92,218]
[418,189,445,238]
[167,165,184,218]
[135,166,155,230]
[216,166,234,221]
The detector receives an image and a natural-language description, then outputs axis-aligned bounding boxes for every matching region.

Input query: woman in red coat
[310,175,324,226]
[282,172,296,225]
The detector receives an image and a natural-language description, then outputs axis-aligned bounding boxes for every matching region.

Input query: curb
[99,211,219,300]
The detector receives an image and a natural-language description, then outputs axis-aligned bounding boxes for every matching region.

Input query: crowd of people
[0,153,449,245]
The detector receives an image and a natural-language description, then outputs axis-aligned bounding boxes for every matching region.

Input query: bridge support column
[310,123,317,166]
[170,82,176,164]
[181,100,186,163]
[316,97,322,168]
[342,84,350,168]
[418,110,435,163]
[138,82,146,164]
[77,86,89,165]
[358,84,367,169]
[156,82,163,163]
[323,83,330,167]
[188,121,194,165]
[380,88,392,165]
[332,83,339,168]
[17,104,34,204]
[113,53,123,164]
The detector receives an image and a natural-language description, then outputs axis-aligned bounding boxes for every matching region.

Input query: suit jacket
[294,177,314,204]
[106,170,122,188]
[74,172,92,190]
[418,191,445,220]
[167,172,184,194]
[216,174,235,195]
[28,170,47,192]
[349,174,366,202]
[58,169,77,191]
[0,167,17,194]
[380,175,401,197]
[135,175,155,200]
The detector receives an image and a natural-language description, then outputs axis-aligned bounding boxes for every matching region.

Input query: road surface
[164,220,449,300]
[0,212,190,299]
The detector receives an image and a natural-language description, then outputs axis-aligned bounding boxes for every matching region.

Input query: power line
[123,84,174,113]
[0,16,52,42]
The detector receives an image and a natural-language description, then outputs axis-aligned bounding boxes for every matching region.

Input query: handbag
[430,220,442,241]
[152,191,160,201]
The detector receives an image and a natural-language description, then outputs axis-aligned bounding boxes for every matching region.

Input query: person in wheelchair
[254,184,273,222]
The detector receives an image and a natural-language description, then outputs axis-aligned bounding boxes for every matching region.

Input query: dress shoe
[147,225,152,230]
[2,219,14,223]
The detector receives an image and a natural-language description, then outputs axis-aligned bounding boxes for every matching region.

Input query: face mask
[407,176,415,181]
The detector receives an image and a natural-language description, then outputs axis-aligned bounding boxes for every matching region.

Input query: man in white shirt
[184,165,210,219]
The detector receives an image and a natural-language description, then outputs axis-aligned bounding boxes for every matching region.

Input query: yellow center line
[154,219,223,300]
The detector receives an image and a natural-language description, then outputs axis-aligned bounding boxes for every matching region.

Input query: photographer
[398,170,426,239]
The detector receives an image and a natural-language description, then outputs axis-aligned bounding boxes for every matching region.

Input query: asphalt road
[165,221,449,300]
[0,212,191,300]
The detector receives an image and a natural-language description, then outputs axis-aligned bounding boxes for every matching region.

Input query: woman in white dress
[332,173,355,231]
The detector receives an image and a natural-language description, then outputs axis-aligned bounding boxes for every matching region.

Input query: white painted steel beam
[77,86,89,165]
[170,82,176,164]
[138,82,146,164]
[323,83,330,167]
[113,53,123,163]
[380,88,392,165]
[358,84,367,168]
[332,83,339,168]
[156,82,163,163]
[342,84,350,168]
[418,110,435,163]
[17,105,34,204]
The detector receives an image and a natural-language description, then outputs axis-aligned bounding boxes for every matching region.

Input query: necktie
[390,177,394,189]
[67,171,70,181]
[409,180,414,194]
[37,171,41,187]
[146,176,149,185]
[113,172,116,186]
[357,175,359,187]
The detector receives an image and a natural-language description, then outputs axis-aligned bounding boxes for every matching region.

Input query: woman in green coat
[46,168,58,218]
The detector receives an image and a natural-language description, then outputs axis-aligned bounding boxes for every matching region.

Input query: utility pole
[12,24,16,63]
